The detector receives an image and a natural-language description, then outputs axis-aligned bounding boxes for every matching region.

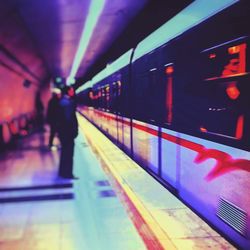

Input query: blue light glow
[55,77,62,83]
[67,0,105,85]
[133,0,239,62]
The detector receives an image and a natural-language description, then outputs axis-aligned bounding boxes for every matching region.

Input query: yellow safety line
[78,115,177,250]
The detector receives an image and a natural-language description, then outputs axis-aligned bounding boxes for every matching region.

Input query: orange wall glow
[0,65,38,123]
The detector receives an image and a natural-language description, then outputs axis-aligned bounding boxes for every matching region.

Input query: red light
[89,91,94,99]
[10,121,18,135]
[165,66,174,75]
[226,83,240,100]
[20,130,28,136]
[200,127,207,133]
[221,43,246,77]
[235,115,244,139]
[67,87,75,97]
[228,45,240,54]
[209,53,216,59]
[222,58,240,76]
[165,68,173,124]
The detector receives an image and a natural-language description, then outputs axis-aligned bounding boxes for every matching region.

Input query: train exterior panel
[178,132,250,247]
[132,120,159,174]
[121,117,132,155]
[78,1,250,248]
[117,115,124,146]
[161,127,180,189]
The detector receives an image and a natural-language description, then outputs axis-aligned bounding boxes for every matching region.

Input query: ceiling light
[67,0,105,85]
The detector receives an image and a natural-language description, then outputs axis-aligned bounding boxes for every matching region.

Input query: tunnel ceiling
[0,0,192,88]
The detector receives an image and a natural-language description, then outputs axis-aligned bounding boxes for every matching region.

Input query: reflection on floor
[0,118,236,250]
[0,127,144,250]
[0,130,83,250]
[0,131,62,188]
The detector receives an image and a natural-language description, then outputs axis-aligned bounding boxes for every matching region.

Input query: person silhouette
[46,88,61,149]
[57,86,78,179]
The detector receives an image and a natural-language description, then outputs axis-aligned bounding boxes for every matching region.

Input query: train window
[203,41,247,80]
[88,91,93,100]
[93,88,100,108]
[111,81,122,112]
[105,84,110,111]
[90,90,98,100]
[198,80,246,140]
[98,88,101,107]
[147,68,159,122]
[117,80,122,96]
[101,87,105,109]
[164,63,174,125]
[199,99,244,140]
[199,39,248,141]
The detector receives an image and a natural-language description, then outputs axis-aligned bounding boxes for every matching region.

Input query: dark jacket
[47,96,60,127]
[57,95,78,141]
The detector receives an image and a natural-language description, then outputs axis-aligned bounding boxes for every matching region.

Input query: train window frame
[148,67,157,123]
[198,37,249,141]
[105,84,110,112]
[201,36,249,81]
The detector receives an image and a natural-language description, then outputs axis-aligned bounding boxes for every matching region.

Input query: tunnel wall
[0,66,38,123]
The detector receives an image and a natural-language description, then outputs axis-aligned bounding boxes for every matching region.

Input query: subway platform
[0,114,236,250]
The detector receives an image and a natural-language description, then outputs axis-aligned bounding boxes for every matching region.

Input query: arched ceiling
[0,0,192,88]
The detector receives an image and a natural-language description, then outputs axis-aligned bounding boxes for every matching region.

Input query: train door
[107,81,118,141]
[132,66,159,175]
[98,86,105,129]
[114,81,124,146]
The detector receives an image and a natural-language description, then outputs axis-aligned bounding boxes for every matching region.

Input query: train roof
[77,0,238,93]
[78,49,133,92]
[76,80,92,94]
[133,0,239,62]
[93,49,133,85]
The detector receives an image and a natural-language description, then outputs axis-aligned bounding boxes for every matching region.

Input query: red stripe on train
[83,109,250,181]
[132,121,250,181]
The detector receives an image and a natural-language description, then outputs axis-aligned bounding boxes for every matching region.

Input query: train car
[77,1,250,249]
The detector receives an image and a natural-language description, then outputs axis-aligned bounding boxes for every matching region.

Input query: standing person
[57,86,78,179]
[46,89,61,149]
[35,92,45,130]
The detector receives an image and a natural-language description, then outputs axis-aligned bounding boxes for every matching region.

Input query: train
[77,1,250,249]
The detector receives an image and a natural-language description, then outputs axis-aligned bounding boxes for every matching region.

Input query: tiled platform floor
[0,116,236,250]
[0,131,84,250]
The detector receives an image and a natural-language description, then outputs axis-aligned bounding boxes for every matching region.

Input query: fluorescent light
[67,0,105,85]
